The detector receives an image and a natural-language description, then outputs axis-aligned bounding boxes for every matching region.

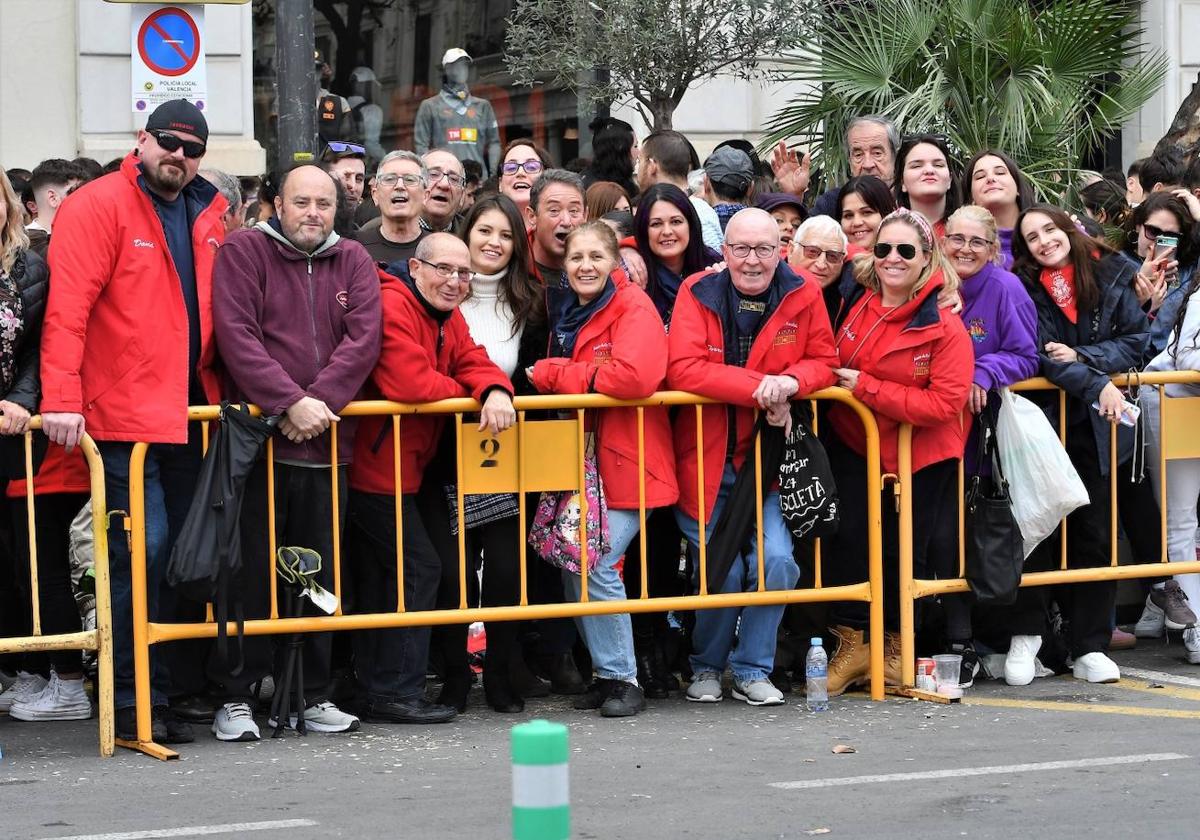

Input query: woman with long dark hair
[837,175,898,255]
[1127,191,1197,357]
[419,193,546,714]
[499,138,555,224]
[631,183,720,326]
[893,134,961,236]
[1005,204,1148,686]
[963,150,1037,269]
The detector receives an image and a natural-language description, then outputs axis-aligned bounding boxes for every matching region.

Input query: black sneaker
[573,679,614,710]
[116,706,167,742]
[152,705,195,744]
[949,641,981,689]
[600,681,645,717]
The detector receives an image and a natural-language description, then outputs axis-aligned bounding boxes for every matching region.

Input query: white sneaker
[1004,635,1042,686]
[0,672,49,712]
[1183,628,1200,665]
[685,671,723,703]
[1134,592,1166,638]
[1072,651,1120,683]
[269,701,360,733]
[732,677,785,706]
[9,673,91,721]
[212,702,260,742]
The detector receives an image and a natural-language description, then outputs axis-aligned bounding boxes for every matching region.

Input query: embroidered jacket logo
[132,238,156,249]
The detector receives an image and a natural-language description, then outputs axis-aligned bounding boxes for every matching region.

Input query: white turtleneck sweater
[459,270,523,377]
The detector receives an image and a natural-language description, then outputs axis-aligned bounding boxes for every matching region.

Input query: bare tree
[504,0,814,130]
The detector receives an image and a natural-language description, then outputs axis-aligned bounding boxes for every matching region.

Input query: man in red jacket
[40,100,226,744]
[209,164,381,742]
[668,208,838,707]
[348,233,514,723]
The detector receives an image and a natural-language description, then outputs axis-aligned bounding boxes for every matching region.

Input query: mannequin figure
[413,48,501,176]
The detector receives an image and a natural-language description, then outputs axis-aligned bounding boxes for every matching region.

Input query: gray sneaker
[686,671,723,703]
[732,677,785,706]
[1155,581,1197,631]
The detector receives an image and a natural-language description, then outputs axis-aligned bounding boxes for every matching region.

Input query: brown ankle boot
[884,632,903,686]
[827,625,869,696]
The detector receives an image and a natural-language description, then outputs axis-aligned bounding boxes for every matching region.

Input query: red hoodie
[350,271,512,495]
[829,273,974,473]
[531,279,678,510]
[667,266,838,521]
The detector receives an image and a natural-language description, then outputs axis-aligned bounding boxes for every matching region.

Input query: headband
[881,207,934,251]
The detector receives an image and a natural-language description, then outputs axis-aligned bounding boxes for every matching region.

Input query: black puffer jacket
[2,248,48,412]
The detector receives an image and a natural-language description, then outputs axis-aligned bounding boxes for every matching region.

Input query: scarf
[650,263,683,325]
[551,277,615,358]
[1039,263,1077,324]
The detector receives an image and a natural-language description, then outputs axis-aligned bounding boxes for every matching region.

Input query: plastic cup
[932,654,963,698]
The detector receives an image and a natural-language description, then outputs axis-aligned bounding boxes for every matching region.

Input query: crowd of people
[2,100,1200,747]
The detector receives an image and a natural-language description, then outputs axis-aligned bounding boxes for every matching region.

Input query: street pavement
[3,635,1200,840]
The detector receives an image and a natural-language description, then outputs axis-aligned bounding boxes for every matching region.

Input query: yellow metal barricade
[0,423,114,757]
[121,390,886,759]
[897,371,1200,689]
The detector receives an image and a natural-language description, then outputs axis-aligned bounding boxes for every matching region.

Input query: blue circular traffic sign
[137,7,201,77]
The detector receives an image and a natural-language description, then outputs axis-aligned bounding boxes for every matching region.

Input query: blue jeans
[675,464,798,683]
[562,508,641,682]
[99,438,202,709]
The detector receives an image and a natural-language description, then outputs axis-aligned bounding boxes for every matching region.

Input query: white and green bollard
[511,719,569,839]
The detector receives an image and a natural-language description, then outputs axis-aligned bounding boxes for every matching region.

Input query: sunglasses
[501,159,544,176]
[1142,223,1180,241]
[326,140,365,155]
[798,244,846,264]
[873,242,919,260]
[149,129,206,159]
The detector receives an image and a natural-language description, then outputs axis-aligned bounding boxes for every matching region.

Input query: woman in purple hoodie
[938,204,1039,685]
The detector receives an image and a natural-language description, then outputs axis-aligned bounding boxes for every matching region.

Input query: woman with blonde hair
[822,208,974,695]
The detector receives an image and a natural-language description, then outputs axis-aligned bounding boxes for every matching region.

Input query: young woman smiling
[963,150,1037,269]
[1006,204,1149,686]
[499,138,554,225]
[527,221,678,717]
[837,175,898,255]
[894,135,960,237]
[631,183,720,326]
[823,208,974,695]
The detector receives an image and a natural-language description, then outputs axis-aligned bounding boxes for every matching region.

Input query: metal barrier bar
[898,370,1200,693]
[0,427,114,757]
[118,389,886,759]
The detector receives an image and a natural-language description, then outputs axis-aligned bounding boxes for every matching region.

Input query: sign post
[131,4,207,113]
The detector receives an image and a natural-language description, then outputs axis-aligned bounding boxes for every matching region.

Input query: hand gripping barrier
[896,371,1200,690]
[0,422,114,756]
[118,390,886,759]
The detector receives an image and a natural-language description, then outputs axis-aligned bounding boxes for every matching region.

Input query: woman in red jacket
[528,221,678,718]
[823,208,974,695]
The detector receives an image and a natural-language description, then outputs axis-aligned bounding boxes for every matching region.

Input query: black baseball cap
[145,100,209,144]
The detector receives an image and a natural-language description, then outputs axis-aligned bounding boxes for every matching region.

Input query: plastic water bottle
[805,637,829,712]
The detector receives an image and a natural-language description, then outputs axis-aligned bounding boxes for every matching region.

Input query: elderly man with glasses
[356,150,429,267]
[421,150,467,233]
[666,207,838,707]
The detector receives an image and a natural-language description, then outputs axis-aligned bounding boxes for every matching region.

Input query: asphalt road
[3,635,1200,840]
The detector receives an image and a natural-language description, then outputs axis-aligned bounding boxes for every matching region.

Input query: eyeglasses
[149,129,205,159]
[873,242,919,260]
[1143,223,1180,241]
[324,141,365,157]
[726,243,777,260]
[501,159,544,176]
[427,169,466,189]
[417,258,472,282]
[375,172,424,189]
[943,233,994,252]
[798,244,845,264]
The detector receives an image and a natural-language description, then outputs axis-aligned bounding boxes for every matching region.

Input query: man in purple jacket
[210,165,382,742]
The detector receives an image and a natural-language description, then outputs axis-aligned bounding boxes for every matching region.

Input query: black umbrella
[167,403,276,671]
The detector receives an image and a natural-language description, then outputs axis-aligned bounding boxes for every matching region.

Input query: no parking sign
[131,4,207,113]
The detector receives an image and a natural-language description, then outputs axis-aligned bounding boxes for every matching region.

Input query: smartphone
[1155,233,1179,263]
[1092,399,1141,427]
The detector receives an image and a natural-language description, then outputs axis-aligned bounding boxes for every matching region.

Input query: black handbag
[778,405,839,540]
[964,408,1024,605]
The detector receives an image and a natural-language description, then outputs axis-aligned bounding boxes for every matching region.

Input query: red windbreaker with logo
[40,154,225,443]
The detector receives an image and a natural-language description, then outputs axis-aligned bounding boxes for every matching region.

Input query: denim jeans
[562,507,641,682]
[99,438,202,709]
[675,464,798,683]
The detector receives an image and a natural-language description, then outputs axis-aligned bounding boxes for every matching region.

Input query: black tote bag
[964,408,1024,605]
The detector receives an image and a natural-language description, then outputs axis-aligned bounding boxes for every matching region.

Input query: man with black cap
[703,146,755,232]
[41,99,227,745]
